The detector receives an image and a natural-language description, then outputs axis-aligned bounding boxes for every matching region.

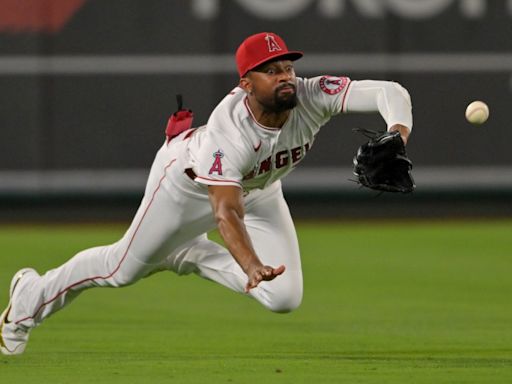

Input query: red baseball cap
[236,32,303,78]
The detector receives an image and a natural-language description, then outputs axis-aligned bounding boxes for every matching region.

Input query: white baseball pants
[12,138,303,329]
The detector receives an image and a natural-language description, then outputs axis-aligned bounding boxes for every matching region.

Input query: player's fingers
[245,271,262,292]
[245,278,259,293]
[245,279,256,293]
[273,265,286,276]
[246,266,286,291]
[263,265,285,280]
[261,268,272,278]
[258,265,285,282]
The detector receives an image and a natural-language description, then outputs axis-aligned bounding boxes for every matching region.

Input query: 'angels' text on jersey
[186,75,351,191]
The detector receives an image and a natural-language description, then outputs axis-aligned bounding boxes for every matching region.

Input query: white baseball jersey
[186,76,412,192]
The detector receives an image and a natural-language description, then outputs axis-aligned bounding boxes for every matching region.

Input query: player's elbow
[387,81,412,108]
[397,82,412,107]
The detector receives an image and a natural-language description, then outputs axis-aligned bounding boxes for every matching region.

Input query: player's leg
[1,141,216,348]
[243,181,303,312]
[165,181,303,313]
[165,234,247,292]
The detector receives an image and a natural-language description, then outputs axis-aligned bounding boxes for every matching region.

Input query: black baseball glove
[352,129,415,193]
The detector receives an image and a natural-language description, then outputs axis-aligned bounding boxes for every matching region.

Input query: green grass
[1,221,511,383]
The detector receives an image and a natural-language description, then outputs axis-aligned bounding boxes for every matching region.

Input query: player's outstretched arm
[207,185,285,292]
[344,80,413,142]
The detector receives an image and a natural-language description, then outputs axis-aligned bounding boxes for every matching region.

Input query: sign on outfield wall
[0,0,511,173]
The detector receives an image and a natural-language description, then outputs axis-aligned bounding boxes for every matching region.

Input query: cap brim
[243,51,304,76]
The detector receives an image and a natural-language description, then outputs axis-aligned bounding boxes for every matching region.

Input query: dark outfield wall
[0,0,511,172]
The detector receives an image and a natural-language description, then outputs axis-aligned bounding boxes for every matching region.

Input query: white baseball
[465,101,489,125]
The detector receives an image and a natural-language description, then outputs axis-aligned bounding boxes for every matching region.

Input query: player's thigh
[113,144,214,281]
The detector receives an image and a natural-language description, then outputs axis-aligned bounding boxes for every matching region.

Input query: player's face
[246,60,297,113]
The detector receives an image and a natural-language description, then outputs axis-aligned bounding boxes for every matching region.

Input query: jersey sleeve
[343,80,413,130]
[192,129,253,189]
[302,75,352,117]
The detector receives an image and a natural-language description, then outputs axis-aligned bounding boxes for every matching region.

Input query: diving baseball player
[1,32,412,355]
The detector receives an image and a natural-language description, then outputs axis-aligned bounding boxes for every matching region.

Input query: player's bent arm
[344,80,413,144]
[207,185,285,292]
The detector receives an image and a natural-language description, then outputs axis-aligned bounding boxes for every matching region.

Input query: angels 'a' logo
[208,149,224,175]
[319,76,349,95]
[265,34,282,53]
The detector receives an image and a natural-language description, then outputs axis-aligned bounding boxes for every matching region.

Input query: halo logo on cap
[265,34,282,53]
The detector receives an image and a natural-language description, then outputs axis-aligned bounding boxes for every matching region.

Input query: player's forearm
[208,185,263,274]
[215,209,263,273]
[344,80,413,131]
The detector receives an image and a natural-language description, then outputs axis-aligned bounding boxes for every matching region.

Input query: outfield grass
[0,221,511,383]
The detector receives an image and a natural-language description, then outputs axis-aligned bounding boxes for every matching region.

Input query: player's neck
[247,98,290,129]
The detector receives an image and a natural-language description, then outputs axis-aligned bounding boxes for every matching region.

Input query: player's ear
[239,76,252,94]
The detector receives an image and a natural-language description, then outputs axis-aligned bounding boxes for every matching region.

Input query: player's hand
[388,123,410,145]
[245,264,286,293]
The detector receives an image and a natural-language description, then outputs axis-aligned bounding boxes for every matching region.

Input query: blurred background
[1,0,511,221]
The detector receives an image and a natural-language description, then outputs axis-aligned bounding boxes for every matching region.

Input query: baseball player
[0,32,412,355]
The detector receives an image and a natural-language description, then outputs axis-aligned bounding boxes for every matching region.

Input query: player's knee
[262,277,303,313]
[109,267,147,287]
[109,272,135,287]
[267,290,302,313]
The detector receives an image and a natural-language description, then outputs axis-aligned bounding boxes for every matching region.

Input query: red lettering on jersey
[255,142,311,176]
[265,34,282,53]
[258,156,272,174]
[208,150,224,175]
[275,150,289,169]
[319,76,348,95]
[290,146,302,163]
